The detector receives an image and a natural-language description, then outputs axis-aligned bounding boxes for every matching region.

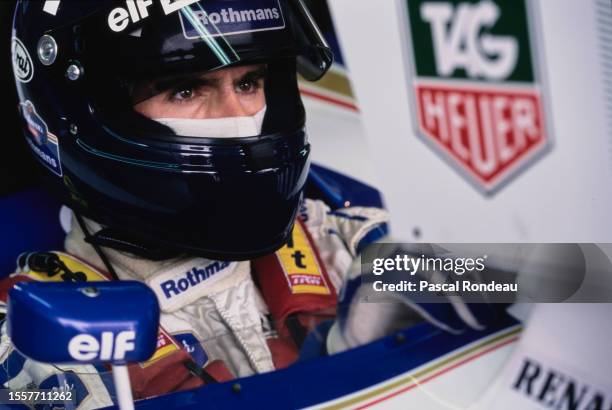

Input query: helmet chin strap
[73,214,180,279]
[74,213,120,280]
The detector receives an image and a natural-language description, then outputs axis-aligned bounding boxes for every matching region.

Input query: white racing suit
[0,199,389,409]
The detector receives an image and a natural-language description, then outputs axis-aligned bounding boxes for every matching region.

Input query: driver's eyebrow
[236,65,268,84]
[153,65,267,93]
[154,76,219,93]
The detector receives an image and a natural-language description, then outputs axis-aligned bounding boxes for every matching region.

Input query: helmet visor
[51,0,332,82]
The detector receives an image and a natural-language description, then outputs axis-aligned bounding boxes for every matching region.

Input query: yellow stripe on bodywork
[299,68,355,100]
[318,326,522,410]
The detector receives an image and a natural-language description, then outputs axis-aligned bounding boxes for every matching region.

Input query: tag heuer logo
[406,0,551,195]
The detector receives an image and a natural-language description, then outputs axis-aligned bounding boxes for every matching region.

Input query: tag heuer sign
[405,0,551,194]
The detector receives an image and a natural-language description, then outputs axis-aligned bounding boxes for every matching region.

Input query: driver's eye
[172,88,194,101]
[237,80,255,93]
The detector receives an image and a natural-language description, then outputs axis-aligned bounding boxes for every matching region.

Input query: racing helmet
[11,0,332,260]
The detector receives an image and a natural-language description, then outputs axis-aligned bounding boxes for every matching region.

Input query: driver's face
[133,64,267,119]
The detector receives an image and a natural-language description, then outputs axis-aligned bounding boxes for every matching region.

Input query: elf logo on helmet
[405,0,551,195]
[43,0,201,29]
[68,331,136,361]
[43,0,61,16]
[11,37,33,83]
[106,0,200,32]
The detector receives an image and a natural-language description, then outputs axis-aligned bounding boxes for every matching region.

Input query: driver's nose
[211,87,250,118]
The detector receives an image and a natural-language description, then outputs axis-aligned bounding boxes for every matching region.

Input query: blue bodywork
[131,317,518,409]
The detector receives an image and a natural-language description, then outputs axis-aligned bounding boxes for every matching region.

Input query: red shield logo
[406,0,551,194]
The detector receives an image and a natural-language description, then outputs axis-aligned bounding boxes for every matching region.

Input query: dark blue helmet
[11,0,332,260]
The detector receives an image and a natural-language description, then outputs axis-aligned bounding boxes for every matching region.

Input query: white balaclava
[154,106,267,139]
